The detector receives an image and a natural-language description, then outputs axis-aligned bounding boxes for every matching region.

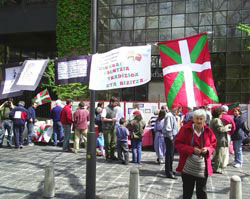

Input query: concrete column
[43,164,55,198]
[230,175,242,199]
[129,167,140,199]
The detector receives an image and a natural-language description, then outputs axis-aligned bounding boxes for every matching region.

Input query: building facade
[98,0,250,103]
[1,0,250,104]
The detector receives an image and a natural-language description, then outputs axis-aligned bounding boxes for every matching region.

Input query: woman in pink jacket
[174,109,217,199]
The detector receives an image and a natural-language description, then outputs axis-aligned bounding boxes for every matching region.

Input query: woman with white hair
[174,109,217,199]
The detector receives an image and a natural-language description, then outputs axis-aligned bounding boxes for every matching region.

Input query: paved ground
[0,141,250,199]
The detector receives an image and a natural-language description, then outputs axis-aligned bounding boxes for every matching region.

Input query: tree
[42,0,91,100]
[237,24,250,50]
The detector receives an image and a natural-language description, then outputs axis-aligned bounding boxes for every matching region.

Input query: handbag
[182,132,206,178]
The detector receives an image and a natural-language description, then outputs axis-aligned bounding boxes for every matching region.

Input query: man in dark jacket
[9,101,28,149]
[26,102,37,146]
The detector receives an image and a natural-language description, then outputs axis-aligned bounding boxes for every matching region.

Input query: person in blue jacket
[9,101,28,149]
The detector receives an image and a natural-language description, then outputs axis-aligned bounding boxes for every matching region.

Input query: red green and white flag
[158,33,219,108]
[33,89,52,106]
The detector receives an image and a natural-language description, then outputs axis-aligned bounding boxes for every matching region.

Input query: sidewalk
[0,143,250,199]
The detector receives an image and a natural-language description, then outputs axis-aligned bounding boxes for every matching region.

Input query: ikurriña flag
[33,89,52,106]
[158,33,219,108]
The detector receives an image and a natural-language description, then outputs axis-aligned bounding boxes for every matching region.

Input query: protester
[232,107,248,168]
[9,101,28,149]
[221,105,236,166]
[130,111,146,164]
[161,105,168,112]
[148,109,159,149]
[162,107,178,179]
[129,103,144,121]
[26,101,37,146]
[0,98,14,147]
[101,97,118,161]
[60,99,73,152]
[50,100,64,146]
[116,118,129,165]
[95,106,104,156]
[210,108,232,174]
[174,109,217,199]
[154,110,166,164]
[183,107,193,125]
[73,102,89,153]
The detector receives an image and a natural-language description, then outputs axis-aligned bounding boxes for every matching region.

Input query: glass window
[21,48,35,62]
[199,13,212,26]
[98,44,109,53]
[212,39,226,52]
[214,25,227,37]
[172,0,185,14]
[226,66,241,79]
[122,18,134,30]
[134,30,146,42]
[227,38,241,52]
[159,15,171,28]
[226,52,241,65]
[110,18,122,30]
[214,0,228,11]
[99,0,109,7]
[241,52,250,65]
[185,27,199,37]
[147,16,159,29]
[228,0,241,10]
[99,31,109,44]
[241,38,250,51]
[146,29,158,41]
[210,52,226,66]
[186,13,198,27]
[98,18,109,31]
[241,94,250,104]
[122,0,133,4]
[110,31,122,43]
[6,46,21,63]
[241,65,250,79]
[110,0,121,5]
[241,80,250,94]
[172,14,185,27]
[172,28,184,39]
[242,0,250,9]
[199,0,212,12]
[122,87,135,101]
[225,92,241,102]
[186,0,198,13]
[110,6,122,18]
[242,10,250,24]
[227,11,241,24]
[151,56,159,68]
[99,7,109,18]
[159,29,171,41]
[213,11,227,25]
[227,26,242,38]
[110,43,122,50]
[135,0,146,3]
[147,3,158,16]
[122,5,134,17]
[134,17,145,29]
[199,26,213,36]
[135,84,148,101]
[121,31,133,42]
[135,4,146,16]
[159,2,172,15]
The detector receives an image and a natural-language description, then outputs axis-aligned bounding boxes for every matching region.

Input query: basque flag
[158,33,219,108]
[33,89,52,106]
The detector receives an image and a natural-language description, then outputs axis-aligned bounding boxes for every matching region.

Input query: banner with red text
[89,45,151,90]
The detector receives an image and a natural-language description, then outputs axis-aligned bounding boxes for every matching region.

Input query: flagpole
[86,0,97,198]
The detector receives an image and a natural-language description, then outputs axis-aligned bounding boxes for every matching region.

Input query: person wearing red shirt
[175,109,216,199]
[60,99,73,152]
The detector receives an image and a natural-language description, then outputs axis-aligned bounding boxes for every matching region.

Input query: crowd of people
[1,97,250,199]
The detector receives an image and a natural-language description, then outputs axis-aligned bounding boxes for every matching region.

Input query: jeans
[13,125,25,148]
[131,138,142,163]
[233,140,243,165]
[164,137,175,176]
[1,120,13,145]
[27,123,34,144]
[53,121,64,145]
[62,124,71,151]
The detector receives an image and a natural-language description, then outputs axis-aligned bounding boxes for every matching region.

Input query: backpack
[3,106,11,119]
[130,120,145,139]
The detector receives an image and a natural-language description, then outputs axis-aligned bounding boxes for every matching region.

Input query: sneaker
[20,145,23,149]
[28,143,34,146]
[234,163,242,168]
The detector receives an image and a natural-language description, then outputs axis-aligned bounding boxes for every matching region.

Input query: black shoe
[111,156,118,161]
[0,144,2,148]
[7,143,12,148]
[166,174,177,179]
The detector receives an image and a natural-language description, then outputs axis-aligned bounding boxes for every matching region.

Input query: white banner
[14,59,49,91]
[89,45,151,90]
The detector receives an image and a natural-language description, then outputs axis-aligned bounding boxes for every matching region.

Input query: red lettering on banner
[140,78,143,82]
